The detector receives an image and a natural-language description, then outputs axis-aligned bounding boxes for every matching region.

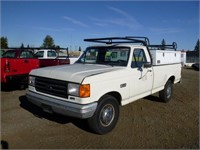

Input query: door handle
[24,60,29,63]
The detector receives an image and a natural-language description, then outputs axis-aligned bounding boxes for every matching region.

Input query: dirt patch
[1,68,199,149]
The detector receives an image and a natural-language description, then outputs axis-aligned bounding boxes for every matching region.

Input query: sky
[1,0,199,51]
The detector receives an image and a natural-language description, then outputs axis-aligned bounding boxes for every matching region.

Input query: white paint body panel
[150,50,181,65]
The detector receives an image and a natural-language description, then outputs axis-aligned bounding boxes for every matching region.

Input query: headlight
[68,83,79,96]
[68,83,90,98]
[29,76,35,87]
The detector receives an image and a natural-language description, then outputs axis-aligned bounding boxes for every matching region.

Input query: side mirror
[143,62,152,68]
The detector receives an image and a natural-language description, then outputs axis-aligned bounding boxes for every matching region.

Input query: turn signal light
[79,84,90,98]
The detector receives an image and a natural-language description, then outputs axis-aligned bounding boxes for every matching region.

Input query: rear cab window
[1,50,16,58]
[34,51,44,58]
[20,51,34,58]
[47,51,57,57]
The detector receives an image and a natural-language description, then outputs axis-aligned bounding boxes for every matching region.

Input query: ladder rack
[84,36,177,51]
[148,42,177,50]
[84,37,149,46]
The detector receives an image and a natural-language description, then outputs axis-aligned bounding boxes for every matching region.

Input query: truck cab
[34,49,57,59]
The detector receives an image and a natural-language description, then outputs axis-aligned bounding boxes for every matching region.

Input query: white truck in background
[33,49,70,67]
[34,49,58,59]
[26,37,181,134]
[34,49,82,64]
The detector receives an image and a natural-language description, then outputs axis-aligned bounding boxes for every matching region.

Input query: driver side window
[131,49,147,68]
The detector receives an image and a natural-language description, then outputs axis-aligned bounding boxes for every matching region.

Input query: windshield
[76,46,130,67]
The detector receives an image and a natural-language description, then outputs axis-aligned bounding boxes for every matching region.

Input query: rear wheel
[159,80,173,103]
[87,95,119,135]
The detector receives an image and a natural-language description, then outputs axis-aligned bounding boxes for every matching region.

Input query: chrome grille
[35,77,68,98]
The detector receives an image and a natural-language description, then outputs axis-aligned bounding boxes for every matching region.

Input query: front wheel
[87,95,120,135]
[159,80,173,103]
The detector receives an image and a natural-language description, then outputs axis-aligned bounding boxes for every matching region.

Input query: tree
[41,35,55,48]
[161,39,166,50]
[1,37,8,49]
[20,43,24,48]
[194,39,199,51]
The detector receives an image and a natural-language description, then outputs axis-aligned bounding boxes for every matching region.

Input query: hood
[30,63,124,83]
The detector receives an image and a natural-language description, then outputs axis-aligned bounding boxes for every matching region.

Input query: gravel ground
[1,68,199,149]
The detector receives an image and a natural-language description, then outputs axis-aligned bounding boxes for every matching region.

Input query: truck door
[129,48,153,100]
[19,50,39,74]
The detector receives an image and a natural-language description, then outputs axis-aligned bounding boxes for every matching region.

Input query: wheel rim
[100,104,115,127]
[166,84,172,99]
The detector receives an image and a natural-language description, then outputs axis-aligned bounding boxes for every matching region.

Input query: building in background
[186,51,199,63]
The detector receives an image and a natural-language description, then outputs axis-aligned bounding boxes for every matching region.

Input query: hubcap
[166,85,172,99]
[100,104,115,127]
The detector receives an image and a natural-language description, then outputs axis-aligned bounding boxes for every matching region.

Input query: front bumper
[26,90,97,119]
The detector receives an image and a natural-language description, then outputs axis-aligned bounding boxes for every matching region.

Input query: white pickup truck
[34,49,58,59]
[26,37,181,134]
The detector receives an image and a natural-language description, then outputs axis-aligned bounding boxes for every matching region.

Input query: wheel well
[100,92,122,105]
[168,76,175,84]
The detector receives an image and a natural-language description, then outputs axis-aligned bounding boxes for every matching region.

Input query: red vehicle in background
[1,47,70,89]
[1,49,40,89]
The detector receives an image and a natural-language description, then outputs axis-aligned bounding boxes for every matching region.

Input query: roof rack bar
[125,36,150,45]
[84,36,177,50]
[148,42,177,50]
[84,37,148,45]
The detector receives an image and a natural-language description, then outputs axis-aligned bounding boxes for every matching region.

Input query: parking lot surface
[1,68,199,149]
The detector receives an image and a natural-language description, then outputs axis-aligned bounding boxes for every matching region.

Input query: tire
[17,75,29,90]
[159,80,173,103]
[87,95,120,135]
